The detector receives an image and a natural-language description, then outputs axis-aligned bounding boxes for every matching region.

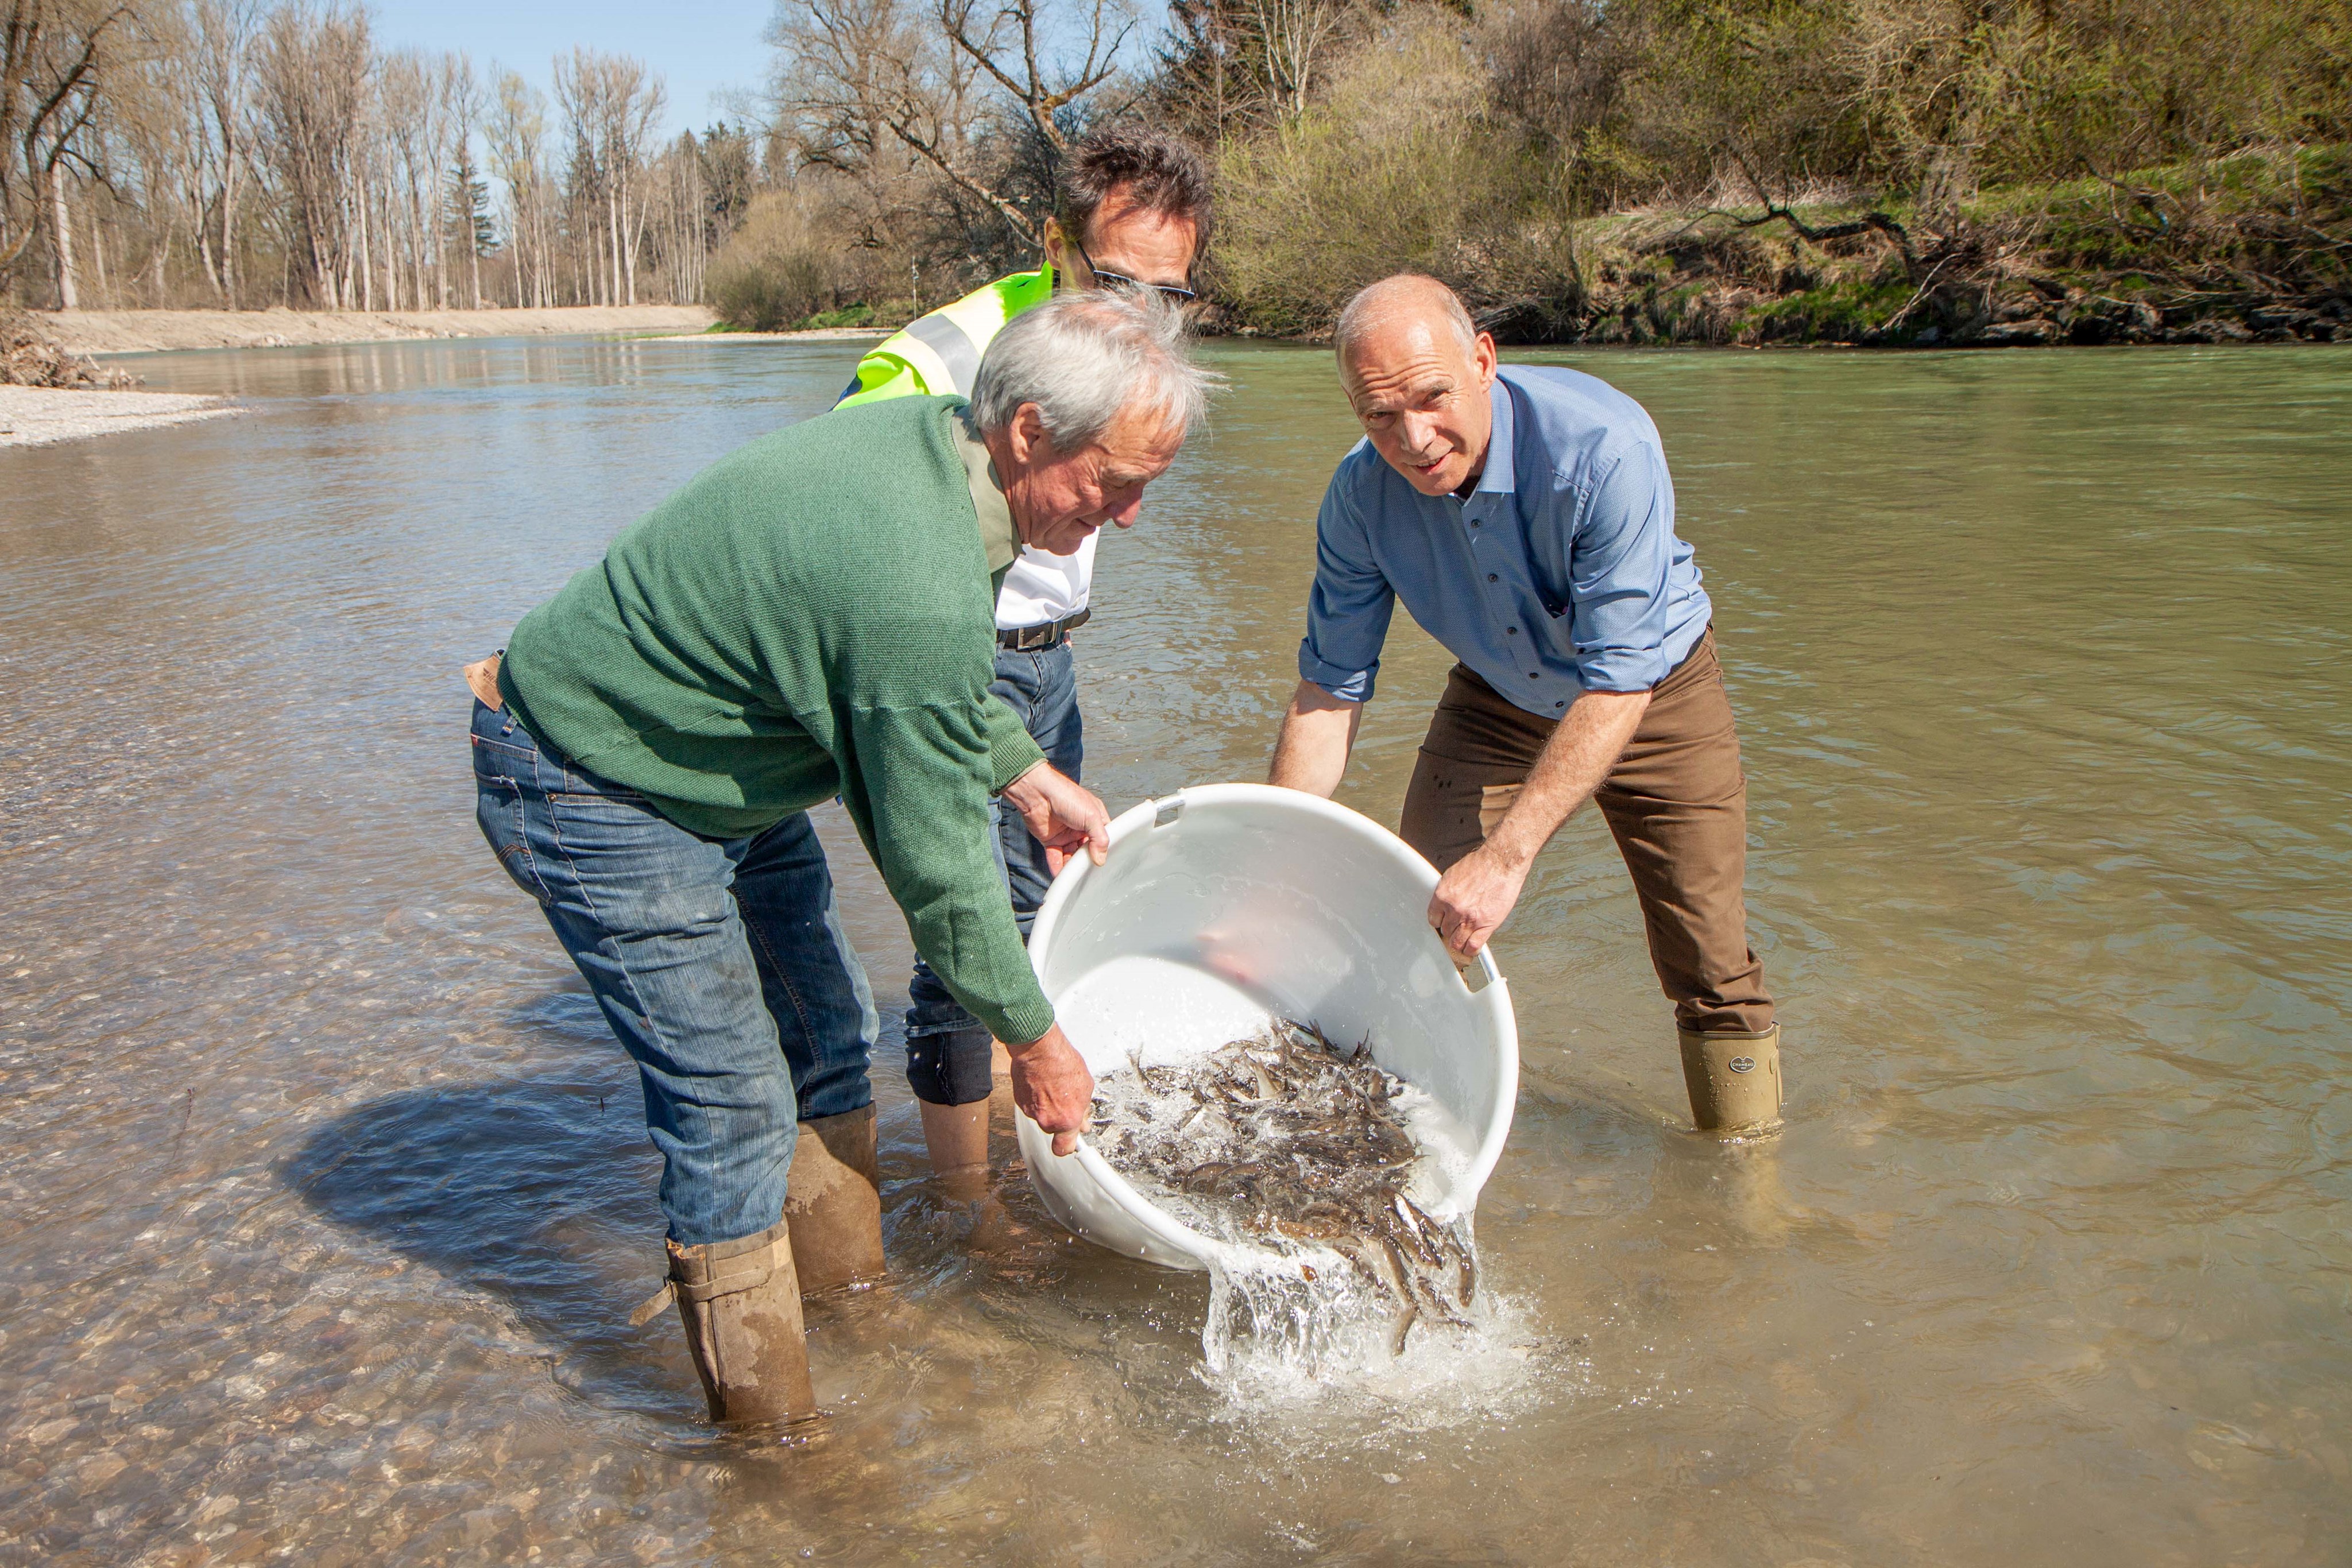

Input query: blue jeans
[472,699,878,1248]
[902,636,1082,1104]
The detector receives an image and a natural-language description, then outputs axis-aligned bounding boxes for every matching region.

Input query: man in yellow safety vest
[835,129,1212,1188]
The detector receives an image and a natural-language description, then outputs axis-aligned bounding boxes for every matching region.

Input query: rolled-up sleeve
[1566,444,1677,692]
[1297,471,1396,703]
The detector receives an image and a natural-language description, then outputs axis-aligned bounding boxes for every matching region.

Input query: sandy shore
[44,304,714,357]
[0,385,238,447]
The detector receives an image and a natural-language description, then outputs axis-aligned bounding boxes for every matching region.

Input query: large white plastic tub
[1015,783,1519,1271]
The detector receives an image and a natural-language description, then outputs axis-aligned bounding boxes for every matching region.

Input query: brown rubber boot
[784,1104,886,1293]
[919,1098,992,1201]
[635,1219,816,1423]
[1679,1024,1784,1134]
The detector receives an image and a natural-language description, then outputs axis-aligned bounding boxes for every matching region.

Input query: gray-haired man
[468,292,1210,1422]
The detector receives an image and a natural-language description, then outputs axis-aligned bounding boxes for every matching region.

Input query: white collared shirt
[995,536,1096,629]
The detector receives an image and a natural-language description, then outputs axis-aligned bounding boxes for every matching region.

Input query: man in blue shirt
[1267,274,1782,1133]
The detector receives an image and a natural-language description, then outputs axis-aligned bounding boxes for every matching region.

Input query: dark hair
[1056,129,1214,261]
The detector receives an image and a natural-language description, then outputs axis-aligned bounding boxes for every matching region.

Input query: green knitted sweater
[498,395,1055,1046]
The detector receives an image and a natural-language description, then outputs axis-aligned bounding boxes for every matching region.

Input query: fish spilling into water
[1089,1018,1477,1353]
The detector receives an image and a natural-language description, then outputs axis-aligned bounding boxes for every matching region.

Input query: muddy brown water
[2,336,2348,1565]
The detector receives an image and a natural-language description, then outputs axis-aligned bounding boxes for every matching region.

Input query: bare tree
[444,52,482,306]
[938,0,1130,153]
[551,47,609,303]
[3,0,136,297]
[189,0,258,304]
[487,65,550,307]
[767,0,1135,249]
[250,0,369,306]
[599,54,662,305]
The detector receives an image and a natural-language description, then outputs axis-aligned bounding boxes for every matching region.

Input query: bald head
[1333,274,1478,366]
[1332,274,1499,498]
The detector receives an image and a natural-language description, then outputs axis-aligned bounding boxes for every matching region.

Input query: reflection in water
[2,335,2349,1563]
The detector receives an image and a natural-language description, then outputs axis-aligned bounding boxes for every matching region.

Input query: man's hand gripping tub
[1000,758,1112,1153]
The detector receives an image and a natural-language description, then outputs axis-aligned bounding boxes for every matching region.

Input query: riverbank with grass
[1212,145,2352,348]
[705,149,2349,351]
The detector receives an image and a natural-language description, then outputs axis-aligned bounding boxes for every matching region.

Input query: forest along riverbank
[44,305,713,357]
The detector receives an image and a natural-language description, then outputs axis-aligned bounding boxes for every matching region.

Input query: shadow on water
[280,1057,691,1419]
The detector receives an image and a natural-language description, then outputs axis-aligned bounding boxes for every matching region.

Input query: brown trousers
[1398,630,1774,1035]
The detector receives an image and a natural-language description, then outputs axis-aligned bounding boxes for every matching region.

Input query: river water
[2,335,2347,1564]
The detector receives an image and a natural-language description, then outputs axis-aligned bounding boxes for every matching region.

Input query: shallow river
[2,335,2348,1565]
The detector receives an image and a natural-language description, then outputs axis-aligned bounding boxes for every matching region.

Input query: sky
[369,0,775,138]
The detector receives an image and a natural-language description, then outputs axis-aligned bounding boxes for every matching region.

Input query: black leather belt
[998,609,1089,650]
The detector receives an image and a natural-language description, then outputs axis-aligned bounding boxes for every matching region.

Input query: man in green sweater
[834,129,1210,1195]
[466,291,1209,1424]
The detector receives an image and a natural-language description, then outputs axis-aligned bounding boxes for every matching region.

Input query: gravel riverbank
[0,386,237,447]
[43,305,713,357]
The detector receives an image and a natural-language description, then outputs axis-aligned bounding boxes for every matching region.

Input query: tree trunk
[357,185,373,311]
[620,177,637,306]
[608,187,623,307]
[50,164,81,310]
[222,127,240,309]
[197,219,222,299]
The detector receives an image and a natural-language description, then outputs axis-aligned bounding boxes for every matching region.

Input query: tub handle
[1153,796,1184,827]
[1460,948,1499,994]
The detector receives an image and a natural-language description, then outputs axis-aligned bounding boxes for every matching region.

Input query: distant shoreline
[43,305,715,357]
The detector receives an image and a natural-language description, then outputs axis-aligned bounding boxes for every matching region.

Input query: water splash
[1088,1027,1517,1407]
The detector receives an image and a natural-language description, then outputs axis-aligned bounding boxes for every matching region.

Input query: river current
[2,335,2347,1563]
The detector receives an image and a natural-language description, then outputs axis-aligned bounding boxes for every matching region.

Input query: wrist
[1003,1022,1059,1056]
[1479,831,1538,873]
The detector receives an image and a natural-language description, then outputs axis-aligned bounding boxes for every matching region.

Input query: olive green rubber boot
[784,1104,887,1293]
[636,1219,816,1424]
[1679,1025,1784,1134]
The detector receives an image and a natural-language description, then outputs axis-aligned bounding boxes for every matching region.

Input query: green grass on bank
[700,301,901,335]
[1430,145,2351,345]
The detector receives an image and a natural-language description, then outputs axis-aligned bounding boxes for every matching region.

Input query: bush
[798,303,877,330]
[1214,13,1581,337]
[706,193,841,331]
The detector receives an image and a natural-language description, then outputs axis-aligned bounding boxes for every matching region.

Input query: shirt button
[1506,627,1518,636]
[1487,574,1498,582]
[1555,700,1567,708]
[1528,672,1539,679]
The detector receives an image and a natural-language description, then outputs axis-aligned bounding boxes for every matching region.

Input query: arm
[1429,442,1678,960]
[986,758,1107,1153]
[1274,464,1392,791]
[1268,679,1364,797]
[837,701,1093,1149]
[1426,687,1649,961]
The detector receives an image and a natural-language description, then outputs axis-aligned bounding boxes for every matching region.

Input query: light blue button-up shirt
[1298,364,1712,715]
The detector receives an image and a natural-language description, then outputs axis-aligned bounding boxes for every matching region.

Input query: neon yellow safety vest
[834,266,1055,408]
